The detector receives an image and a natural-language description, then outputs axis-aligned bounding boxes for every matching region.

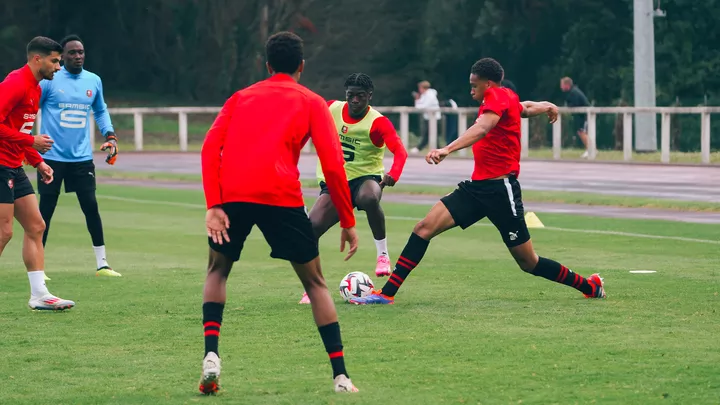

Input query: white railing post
[520,118,529,159]
[587,111,597,159]
[428,114,438,150]
[35,110,42,135]
[178,112,188,152]
[701,111,711,164]
[399,111,409,150]
[457,112,468,157]
[552,115,562,160]
[623,113,633,161]
[134,112,144,151]
[660,112,671,163]
[89,113,96,150]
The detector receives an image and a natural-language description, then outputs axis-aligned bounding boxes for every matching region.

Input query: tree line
[1,0,718,150]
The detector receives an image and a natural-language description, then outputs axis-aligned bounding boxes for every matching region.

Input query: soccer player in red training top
[0,36,76,311]
[199,31,360,395]
[350,58,606,305]
[298,73,408,305]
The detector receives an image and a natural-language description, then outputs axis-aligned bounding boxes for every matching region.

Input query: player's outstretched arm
[201,92,238,210]
[372,117,406,187]
[520,101,558,123]
[426,111,500,165]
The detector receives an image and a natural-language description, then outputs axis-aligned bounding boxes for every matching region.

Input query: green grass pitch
[0,185,718,404]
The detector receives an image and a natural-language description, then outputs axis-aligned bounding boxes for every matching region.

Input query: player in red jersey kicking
[0,36,75,311]
[350,58,606,305]
[199,32,359,395]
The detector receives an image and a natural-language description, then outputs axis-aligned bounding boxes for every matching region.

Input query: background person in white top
[411,80,441,154]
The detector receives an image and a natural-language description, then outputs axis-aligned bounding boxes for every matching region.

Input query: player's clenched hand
[32,135,53,153]
[37,162,54,184]
[379,174,396,188]
[206,207,230,245]
[426,147,450,165]
[101,133,118,165]
[546,103,559,124]
[340,227,359,261]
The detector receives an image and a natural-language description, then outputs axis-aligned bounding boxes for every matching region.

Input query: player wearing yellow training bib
[299,73,408,304]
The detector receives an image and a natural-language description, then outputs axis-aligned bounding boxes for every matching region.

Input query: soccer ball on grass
[339,272,374,302]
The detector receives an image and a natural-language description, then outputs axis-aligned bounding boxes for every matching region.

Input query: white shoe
[198,352,221,395]
[28,294,75,311]
[580,150,589,159]
[334,374,359,393]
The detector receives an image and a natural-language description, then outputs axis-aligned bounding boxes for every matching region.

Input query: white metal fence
[39,106,720,164]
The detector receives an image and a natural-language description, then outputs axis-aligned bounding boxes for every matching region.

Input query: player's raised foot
[584,273,606,299]
[333,374,359,393]
[349,289,394,305]
[298,292,311,304]
[375,255,391,277]
[96,266,122,277]
[198,352,221,395]
[28,294,75,311]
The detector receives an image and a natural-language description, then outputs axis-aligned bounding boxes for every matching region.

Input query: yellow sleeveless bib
[316,101,386,183]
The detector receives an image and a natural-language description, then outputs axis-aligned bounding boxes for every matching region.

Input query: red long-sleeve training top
[0,65,44,168]
[201,74,356,229]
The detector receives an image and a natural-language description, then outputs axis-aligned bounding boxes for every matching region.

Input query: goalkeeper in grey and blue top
[37,34,121,277]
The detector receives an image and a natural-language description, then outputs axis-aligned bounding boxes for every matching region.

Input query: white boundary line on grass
[98,195,720,246]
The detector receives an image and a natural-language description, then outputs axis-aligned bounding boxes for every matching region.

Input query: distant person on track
[411,80,441,154]
[560,77,591,158]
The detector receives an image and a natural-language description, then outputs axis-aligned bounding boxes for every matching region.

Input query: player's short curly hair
[60,34,84,49]
[266,31,304,75]
[471,58,504,83]
[26,36,62,56]
[344,73,374,92]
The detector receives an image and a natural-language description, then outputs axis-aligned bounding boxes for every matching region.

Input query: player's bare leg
[291,257,358,392]
[509,240,605,298]
[14,195,75,310]
[199,249,233,395]
[299,194,339,304]
[354,180,391,277]
[0,203,13,257]
[350,201,457,305]
[578,130,589,158]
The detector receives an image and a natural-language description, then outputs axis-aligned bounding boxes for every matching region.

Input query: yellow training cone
[525,212,545,228]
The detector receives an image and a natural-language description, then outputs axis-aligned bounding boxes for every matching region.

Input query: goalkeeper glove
[101,134,118,165]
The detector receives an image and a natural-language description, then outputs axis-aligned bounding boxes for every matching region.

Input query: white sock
[28,271,50,298]
[374,238,389,258]
[93,245,109,269]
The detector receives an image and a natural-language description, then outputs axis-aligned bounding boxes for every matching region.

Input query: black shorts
[440,177,531,248]
[208,202,319,264]
[0,166,35,204]
[37,159,96,195]
[318,175,382,211]
[572,114,588,133]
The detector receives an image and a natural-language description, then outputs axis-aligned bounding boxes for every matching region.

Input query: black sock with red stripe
[381,232,429,297]
[202,302,224,356]
[318,322,347,378]
[531,257,593,295]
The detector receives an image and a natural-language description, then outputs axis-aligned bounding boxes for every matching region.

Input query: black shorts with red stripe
[440,177,530,247]
[0,166,35,204]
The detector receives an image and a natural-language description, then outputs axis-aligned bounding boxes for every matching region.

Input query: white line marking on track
[97,195,720,245]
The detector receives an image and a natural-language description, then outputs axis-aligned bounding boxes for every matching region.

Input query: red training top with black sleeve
[0,65,44,168]
[472,87,523,180]
[201,74,356,229]
[327,100,408,181]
